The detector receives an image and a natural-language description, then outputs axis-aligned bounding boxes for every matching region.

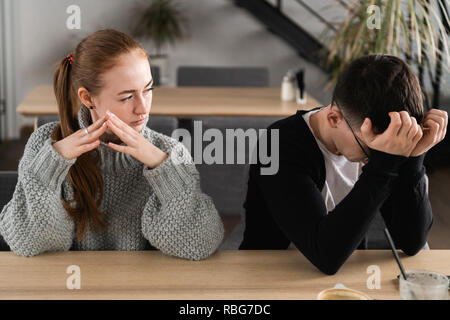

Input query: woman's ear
[77,87,95,108]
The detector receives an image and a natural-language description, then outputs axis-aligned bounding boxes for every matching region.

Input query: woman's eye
[120,96,132,102]
[120,88,152,102]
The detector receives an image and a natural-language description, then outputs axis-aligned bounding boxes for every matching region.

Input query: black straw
[384,228,408,280]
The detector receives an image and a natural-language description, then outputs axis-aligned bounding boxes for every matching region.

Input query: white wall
[2,0,20,140]
[7,0,332,139]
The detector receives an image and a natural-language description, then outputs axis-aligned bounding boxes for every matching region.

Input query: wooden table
[16,86,320,129]
[0,250,448,300]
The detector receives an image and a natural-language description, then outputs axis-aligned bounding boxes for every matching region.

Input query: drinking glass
[399,269,449,300]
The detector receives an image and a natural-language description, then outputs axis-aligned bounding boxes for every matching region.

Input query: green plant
[133,0,188,56]
[323,0,450,109]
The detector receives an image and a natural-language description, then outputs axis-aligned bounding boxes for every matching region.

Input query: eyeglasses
[333,105,370,161]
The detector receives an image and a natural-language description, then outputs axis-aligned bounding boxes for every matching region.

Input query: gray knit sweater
[0,106,224,259]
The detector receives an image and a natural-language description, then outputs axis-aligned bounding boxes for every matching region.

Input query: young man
[239,55,448,275]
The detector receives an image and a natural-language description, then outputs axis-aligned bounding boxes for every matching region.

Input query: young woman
[0,29,224,260]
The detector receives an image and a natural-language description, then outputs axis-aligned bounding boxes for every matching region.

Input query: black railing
[273,0,349,34]
[293,0,337,32]
[235,0,330,69]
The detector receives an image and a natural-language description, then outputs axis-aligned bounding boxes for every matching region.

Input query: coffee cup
[317,283,372,300]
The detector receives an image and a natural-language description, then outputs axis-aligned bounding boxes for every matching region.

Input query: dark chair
[366,175,430,250]
[146,115,178,137]
[185,116,282,249]
[0,171,17,251]
[150,66,160,86]
[177,66,269,87]
[37,115,59,128]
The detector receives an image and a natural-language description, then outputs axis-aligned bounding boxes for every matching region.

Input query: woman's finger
[79,139,101,153]
[87,113,110,132]
[80,122,108,144]
[76,113,108,140]
[107,119,134,145]
[108,142,131,155]
[108,112,137,136]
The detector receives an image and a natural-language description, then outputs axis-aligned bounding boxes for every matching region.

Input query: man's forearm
[380,153,433,254]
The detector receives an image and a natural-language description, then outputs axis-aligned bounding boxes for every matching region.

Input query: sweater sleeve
[379,153,433,255]
[140,141,224,261]
[0,124,76,257]
[255,148,407,275]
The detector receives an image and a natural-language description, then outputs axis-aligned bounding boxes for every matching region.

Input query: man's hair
[332,54,424,134]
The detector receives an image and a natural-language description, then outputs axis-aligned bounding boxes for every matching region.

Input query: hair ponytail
[52,55,108,242]
[53,55,78,136]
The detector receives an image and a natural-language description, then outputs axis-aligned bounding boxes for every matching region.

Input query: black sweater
[239,108,433,275]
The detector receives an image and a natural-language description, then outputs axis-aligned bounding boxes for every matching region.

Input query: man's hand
[361,111,423,157]
[410,109,448,157]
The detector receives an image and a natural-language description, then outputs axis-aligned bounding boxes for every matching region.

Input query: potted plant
[322,0,450,167]
[133,0,188,84]
[323,0,449,109]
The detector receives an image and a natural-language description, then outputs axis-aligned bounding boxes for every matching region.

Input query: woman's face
[80,49,153,134]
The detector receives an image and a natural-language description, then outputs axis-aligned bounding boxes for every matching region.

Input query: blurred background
[0,0,449,249]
